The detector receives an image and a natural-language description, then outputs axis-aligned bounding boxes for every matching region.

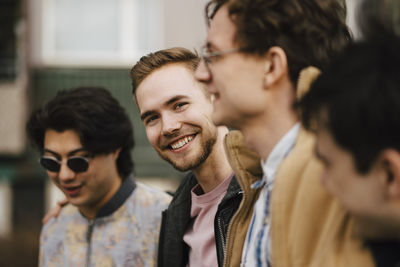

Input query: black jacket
[368,240,400,267]
[157,172,242,267]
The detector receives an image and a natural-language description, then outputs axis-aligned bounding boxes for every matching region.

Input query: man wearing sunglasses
[27,87,171,266]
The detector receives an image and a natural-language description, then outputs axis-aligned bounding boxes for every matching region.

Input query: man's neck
[79,173,122,220]
[192,127,232,194]
[234,77,298,160]
[241,111,298,160]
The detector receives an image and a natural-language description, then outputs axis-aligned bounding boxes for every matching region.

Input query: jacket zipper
[86,219,95,267]
[217,216,226,259]
[222,190,244,267]
[218,190,243,267]
[158,211,167,267]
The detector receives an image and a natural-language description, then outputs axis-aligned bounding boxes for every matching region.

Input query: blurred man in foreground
[299,1,400,265]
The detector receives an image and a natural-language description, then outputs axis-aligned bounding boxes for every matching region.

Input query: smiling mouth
[63,185,82,196]
[169,135,195,150]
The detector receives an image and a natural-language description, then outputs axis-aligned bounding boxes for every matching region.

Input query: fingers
[42,198,69,224]
[57,199,68,207]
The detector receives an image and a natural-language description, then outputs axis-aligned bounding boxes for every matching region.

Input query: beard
[157,133,217,172]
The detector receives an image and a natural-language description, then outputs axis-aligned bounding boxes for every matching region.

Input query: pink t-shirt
[183,174,234,267]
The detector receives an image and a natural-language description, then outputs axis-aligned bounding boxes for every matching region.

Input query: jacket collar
[224,130,263,195]
[96,174,136,218]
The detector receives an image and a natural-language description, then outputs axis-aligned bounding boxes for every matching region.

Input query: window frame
[38,0,164,67]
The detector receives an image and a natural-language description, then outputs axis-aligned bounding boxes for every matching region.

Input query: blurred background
[0,0,360,265]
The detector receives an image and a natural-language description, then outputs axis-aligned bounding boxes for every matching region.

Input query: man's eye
[204,56,212,64]
[145,115,159,124]
[206,54,219,63]
[174,102,188,110]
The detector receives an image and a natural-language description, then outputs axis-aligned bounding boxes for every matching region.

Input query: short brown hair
[131,47,200,95]
[206,0,351,85]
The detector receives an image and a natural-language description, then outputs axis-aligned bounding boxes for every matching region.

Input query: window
[39,0,164,66]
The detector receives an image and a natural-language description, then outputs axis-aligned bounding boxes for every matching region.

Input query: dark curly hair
[26,87,134,178]
[299,33,400,174]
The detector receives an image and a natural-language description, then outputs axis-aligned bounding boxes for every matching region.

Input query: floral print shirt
[39,177,171,267]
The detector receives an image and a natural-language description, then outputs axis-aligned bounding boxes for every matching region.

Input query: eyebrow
[140,95,188,121]
[43,148,87,159]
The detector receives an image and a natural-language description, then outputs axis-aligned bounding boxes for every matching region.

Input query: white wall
[0,181,12,237]
[0,82,28,154]
[346,0,363,39]
[163,0,208,50]
[0,11,28,155]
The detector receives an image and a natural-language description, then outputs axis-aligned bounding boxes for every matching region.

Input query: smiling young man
[194,0,374,266]
[27,87,171,267]
[130,47,262,267]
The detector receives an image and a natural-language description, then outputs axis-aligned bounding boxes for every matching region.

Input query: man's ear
[379,149,400,199]
[112,148,122,160]
[263,46,288,88]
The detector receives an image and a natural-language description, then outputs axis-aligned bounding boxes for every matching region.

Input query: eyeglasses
[200,46,240,70]
[39,155,93,173]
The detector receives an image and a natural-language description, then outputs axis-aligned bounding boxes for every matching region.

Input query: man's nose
[58,161,76,182]
[194,59,212,84]
[161,113,182,136]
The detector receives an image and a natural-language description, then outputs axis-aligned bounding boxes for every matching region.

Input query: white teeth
[210,94,216,103]
[171,136,194,150]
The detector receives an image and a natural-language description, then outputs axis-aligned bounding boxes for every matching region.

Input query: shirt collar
[258,123,300,186]
[96,174,136,218]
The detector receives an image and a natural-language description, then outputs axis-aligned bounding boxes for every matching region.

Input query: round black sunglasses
[39,155,92,173]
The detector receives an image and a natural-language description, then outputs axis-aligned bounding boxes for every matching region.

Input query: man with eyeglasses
[27,87,171,267]
[195,0,374,266]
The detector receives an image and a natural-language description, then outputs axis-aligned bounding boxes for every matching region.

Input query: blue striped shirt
[241,124,300,267]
